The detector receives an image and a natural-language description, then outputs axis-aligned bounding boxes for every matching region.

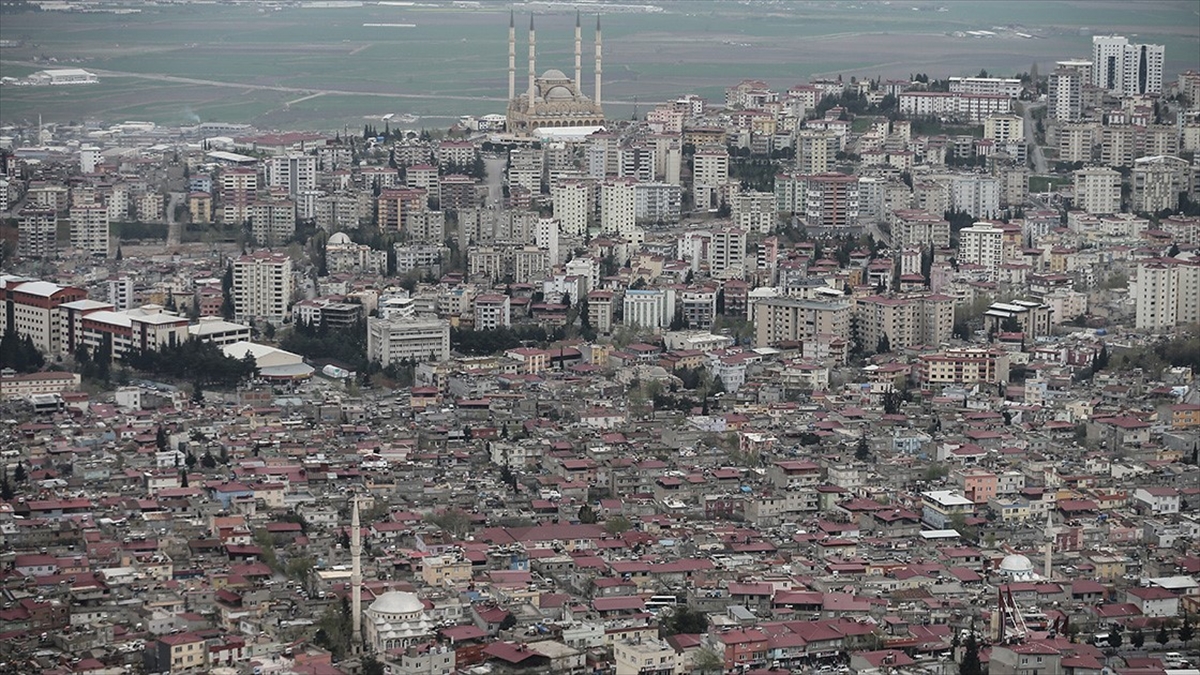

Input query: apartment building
[473,294,511,330]
[983,114,1024,144]
[948,76,1022,98]
[891,210,951,248]
[854,293,955,352]
[958,223,1005,274]
[232,251,294,325]
[601,178,640,243]
[634,182,682,224]
[1132,156,1192,213]
[709,228,747,279]
[377,187,427,233]
[693,146,730,211]
[1073,167,1122,214]
[950,175,1000,219]
[804,173,859,231]
[1048,60,1091,122]
[219,168,258,224]
[751,297,851,347]
[898,91,1012,123]
[1135,258,1200,330]
[265,153,317,197]
[551,179,594,237]
[918,347,1011,386]
[731,190,776,234]
[983,299,1054,338]
[1092,35,1165,96]
[68,203,109,257]
[587,290,614,334]
[18,209,57,260]
[796,129,840,175]
[249,199,296,246]
[367,316,451,365]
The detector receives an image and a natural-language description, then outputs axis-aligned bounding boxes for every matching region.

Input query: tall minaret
[507,10,515,102]
[527,14,537,112]
[574,10,582,95]
[1042,508,1055,579]
[350,495,363,649]
[594,15,603,107]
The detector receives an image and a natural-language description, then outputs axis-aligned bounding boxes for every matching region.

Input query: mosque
[505,12,606,133]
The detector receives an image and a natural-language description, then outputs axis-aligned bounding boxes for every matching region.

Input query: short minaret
[594,15,602,107]
[508,10,515,102]
[527,14,537,112]
[574,10,582,95]
[350,494,363,648]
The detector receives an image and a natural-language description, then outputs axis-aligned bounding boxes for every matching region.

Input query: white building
[266,153,317,197]
[950,175,1000,219]
[693,146,729,211]
[948,76,1022,98]
[1073,167,1122,214]
[1135,258,1200,330]
[79,146,101,174]
[1092,35,1165,96]
[600,178,641,244]
[188,317,253,346]
[623,288,676,329]
[958,223,1005,274]
[232,251,293,325]
[473,294,511,330]
[367,316,450,365]
[552,179,592,237]
[709,228,747,279]
[1048,60,1091,122]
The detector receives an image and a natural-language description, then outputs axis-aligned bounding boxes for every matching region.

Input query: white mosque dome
[327,232,352,245]
[369,591,424,617]
[541,69,570,81]
[545,85,575,100]
[998,553,1034,575]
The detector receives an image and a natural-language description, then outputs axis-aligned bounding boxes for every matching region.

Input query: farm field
[1,0,1196,131]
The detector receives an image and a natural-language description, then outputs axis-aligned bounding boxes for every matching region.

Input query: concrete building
[1073,167,1122,214]
[367,316,451,365]
[983,114,1024,144]
[958,223,1005,274]
[551,179,593,237]
[1048,60,1091,122]
[854,293,955,352]
[917,347,1011,386]
[1135,258,1200,330]
[693,146,729,211]
[249,199,296,247]
[623,288,676,329]
[69,203,109,257]
[804,173,859,231]
[474,294,511,330]
[796,130,840,175]
[18,208,57,260]
[232,251,294,325]
[265,153,317,197]
[1092,35,1164,96]
[0,278,88,355]
[600,178,640,244]
[709,228,747,279]
[1132,156,1192,214]
[950,175,1000,219]
[751,297,851,347]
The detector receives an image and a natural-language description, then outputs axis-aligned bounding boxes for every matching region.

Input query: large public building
[505,12,606,133]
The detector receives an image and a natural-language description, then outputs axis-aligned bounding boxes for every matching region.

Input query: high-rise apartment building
[250,199,297,246]
[958,223,1005,274]
[1073,167,1122,214]
[1135,258,1200,330]
[709,228,747,279]
[600,178,640,243]
[854,293,955,352]
[750,297,851,347]
[266,153,317,198]
[803,173,859,230]
[552,179,593,237]
[18,209,57,260]
[220,168,258,224]
[950,175,1000,219]
[623,288,676,329]
[69,203,110,257]
[232,251,293,325]
[1092,35,1164,96]
[1048,60,1091,121]
[693,146,729,211]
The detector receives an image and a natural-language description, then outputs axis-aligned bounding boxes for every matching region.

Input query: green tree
[959,633,983,675]
[361,655,385,675]
[220,264,235,320]
[1131,627,1145,649]
[1108,630,1123,650]
[855,432,870,461]
[155,426,169,452]
[692,647,724,675]
[1179,613,1194,643]
[13,463,26,483]
[0,467,12,501]
[577,504,598,524]
[661,605,709,635]
[1156,623,1170,646]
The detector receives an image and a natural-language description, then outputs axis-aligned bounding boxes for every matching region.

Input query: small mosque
[364,590,435,652]
[996,553,1039,582]
[505,12,606,132]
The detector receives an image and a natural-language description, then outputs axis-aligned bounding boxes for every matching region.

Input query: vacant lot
[2,0,1196,130]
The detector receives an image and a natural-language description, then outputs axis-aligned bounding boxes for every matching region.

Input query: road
[1,59,662,107]
[1022,100,1049,175]
[483,154,507,208]
[166,192,185,246]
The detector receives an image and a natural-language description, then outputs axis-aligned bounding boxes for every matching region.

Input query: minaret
[594,15,602,107]
[574,10,582,96]
[350,495,363,649]
[508,10,515,102]
[1042,508,1055,579]
[527,14,537,113]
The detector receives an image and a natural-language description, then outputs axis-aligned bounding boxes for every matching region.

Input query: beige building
[1135,258,1200,330]
[367,316,450,365]
[983,114,1024,144]
[232,251,293,325]
[1132,155,1192,214]
[854,293,955,352]
[69,203,109,257]
[958,223,1005,274]
[918,347,1010,386]
[751,297,850,347]
[1073,167,1122,214]
[693,146,729,211]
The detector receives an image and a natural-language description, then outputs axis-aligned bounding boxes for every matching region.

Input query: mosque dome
[545,85,575,100]
[327,232,352,246]
[998,554,1034,576]
[369,591,424,617]
[541,69,569,81]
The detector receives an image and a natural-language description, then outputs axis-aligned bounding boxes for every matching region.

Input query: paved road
[166,192,185,246]
[483,154,507,208]
[1022,100,1049,175]
[1,59,661,107]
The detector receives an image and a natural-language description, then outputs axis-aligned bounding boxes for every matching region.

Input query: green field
[1,0,1196,131]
